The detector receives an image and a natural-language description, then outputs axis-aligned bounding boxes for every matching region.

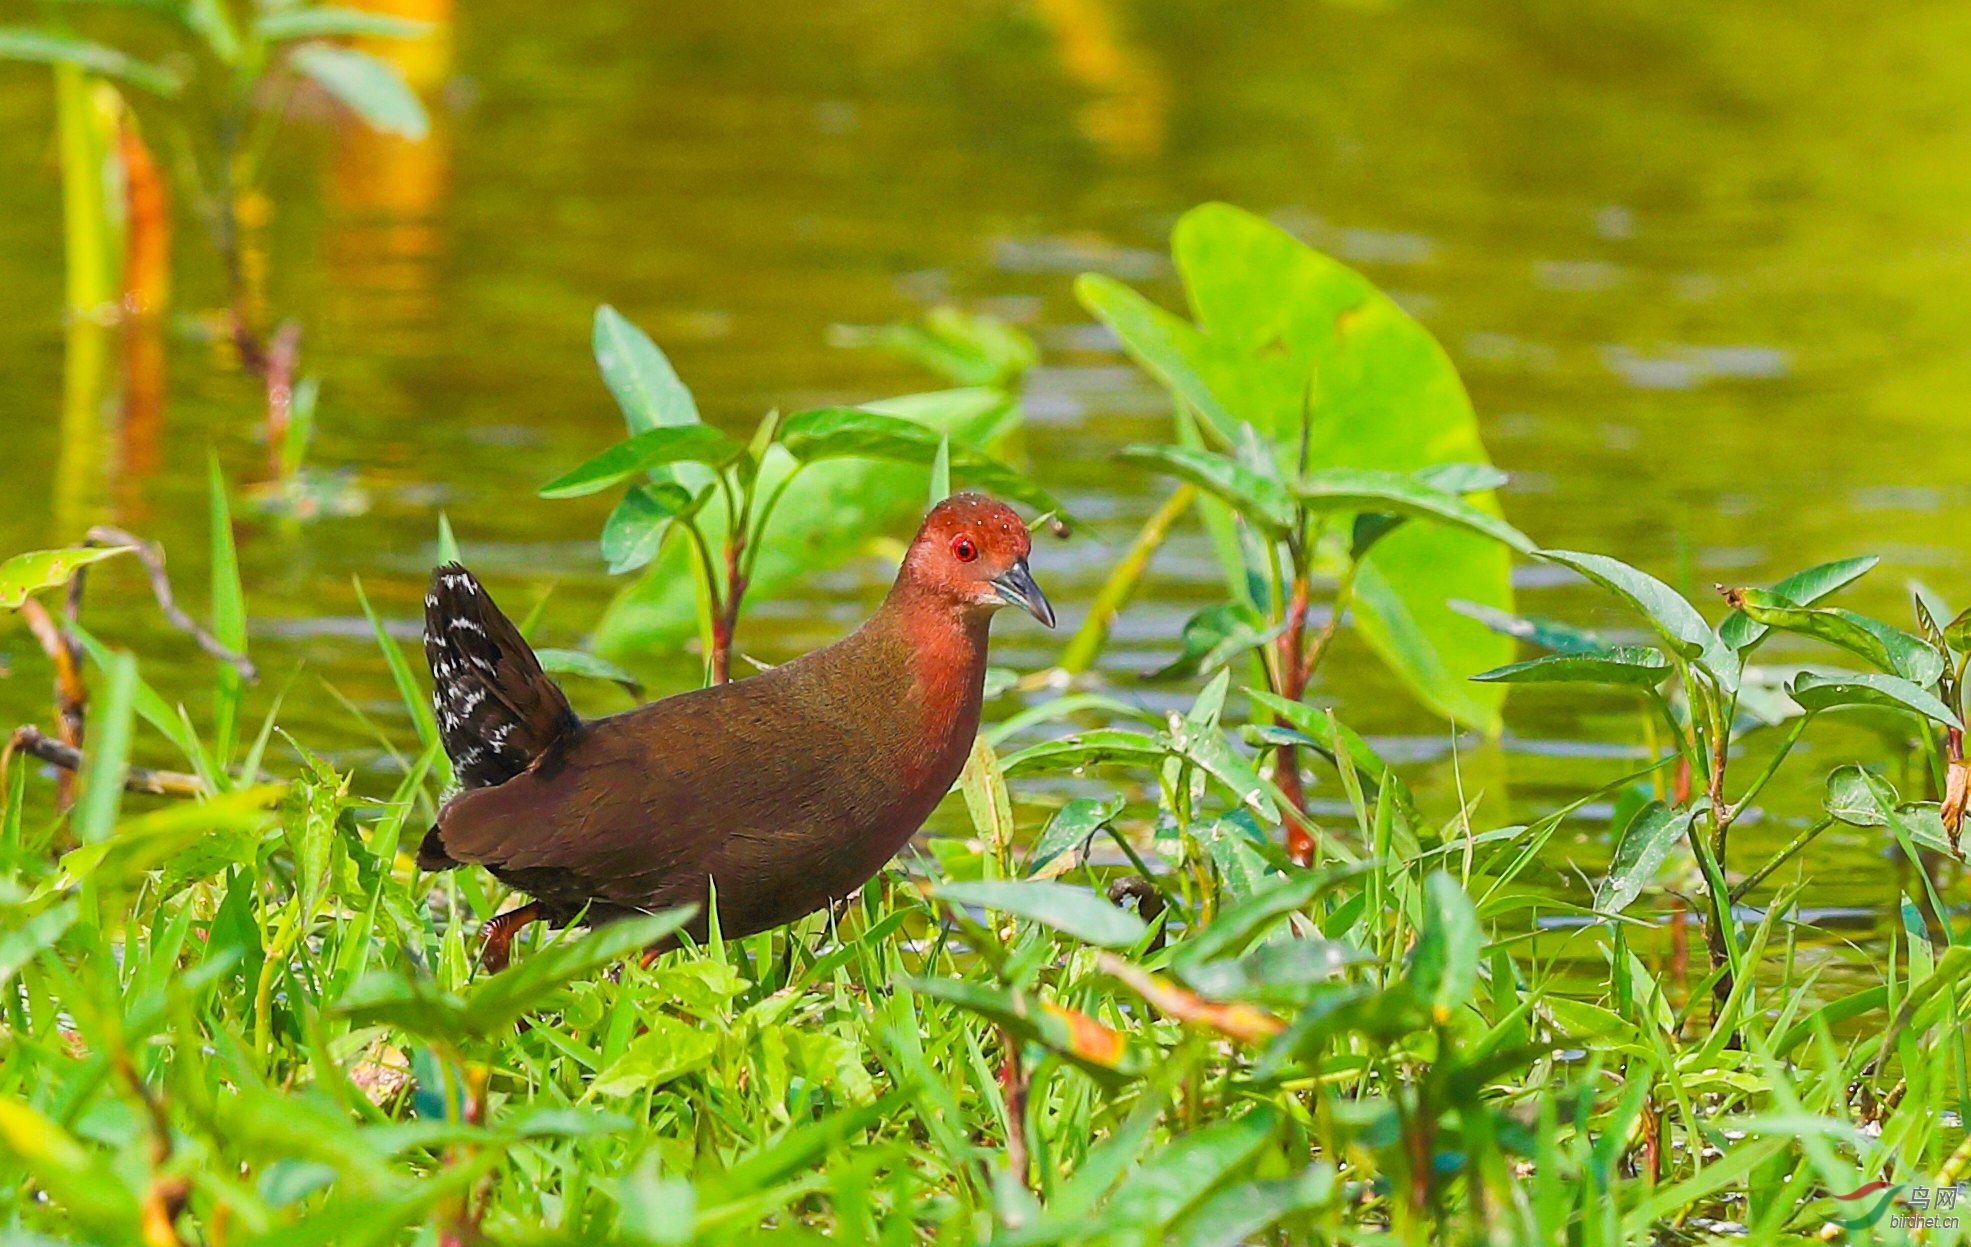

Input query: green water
[4,0,1970,948]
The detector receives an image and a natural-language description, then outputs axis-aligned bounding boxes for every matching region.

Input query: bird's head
[899,493,1055,627]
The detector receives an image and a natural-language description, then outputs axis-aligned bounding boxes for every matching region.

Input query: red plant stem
[18,600,85,810]
[263,322,301,480]
[997,1026,1030,1189]
[1274,574,1313,865]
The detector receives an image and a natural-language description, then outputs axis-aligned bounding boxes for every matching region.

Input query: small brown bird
[418,493,1054,969]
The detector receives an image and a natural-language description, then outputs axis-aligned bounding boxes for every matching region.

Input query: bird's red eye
[952,536,979,563]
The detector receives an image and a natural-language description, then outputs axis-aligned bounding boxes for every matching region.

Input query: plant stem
[1724,712,1813,826]
[1731,816,1835,903]
[1057,484,1194,675]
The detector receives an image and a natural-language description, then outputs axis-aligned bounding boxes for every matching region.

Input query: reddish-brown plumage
[419,493,1053,966]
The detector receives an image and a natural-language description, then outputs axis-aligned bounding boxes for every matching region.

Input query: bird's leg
[480,902,544,972]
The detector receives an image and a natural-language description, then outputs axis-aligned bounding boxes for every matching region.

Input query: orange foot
[480,902,544,972]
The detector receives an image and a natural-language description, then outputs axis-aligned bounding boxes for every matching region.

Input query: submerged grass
[1,482,1968,1247]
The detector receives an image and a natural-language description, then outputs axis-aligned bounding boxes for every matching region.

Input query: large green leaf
[593,305,701,433]
[1081,203,1515,730]
[593,388,1024,659]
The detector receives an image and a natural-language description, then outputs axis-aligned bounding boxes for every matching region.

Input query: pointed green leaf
[0,545,130,610]
[1116,445,1292,534]
[1537,548,1736,689]
[1723,587,1943,685]
[1295,467,1533,554]
[934,880,1149,949]
[1596,801,1695,915]
[1787,671,1960,727]
[1472,646,1670,689]
[540,425,741,499]
[288,44,429,140]
[1717,555,1878,650]
[593,305,700,433]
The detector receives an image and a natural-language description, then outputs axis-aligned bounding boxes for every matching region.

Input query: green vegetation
[3,200,1969,1247]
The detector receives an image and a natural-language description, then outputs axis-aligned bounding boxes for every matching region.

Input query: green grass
[2,573,1969,1247]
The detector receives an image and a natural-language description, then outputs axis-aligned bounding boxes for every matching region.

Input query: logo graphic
[1827,1182,1904,1231]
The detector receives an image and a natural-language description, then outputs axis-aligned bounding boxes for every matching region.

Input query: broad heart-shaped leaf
[1787,671,1961,728]
[934,880,1149,949]
[1824,764,1889,827]
[287,44,428,139]
[1403,871,1480,1023]
[594,388,1023,658]
[539,425,742,499]
[1116,445,1293,534]
[1596,801,1696,915]
[1471,646,1670,689]
[1081,203,1514,731]
[1722,587,1943,686]
[1294,467,1535,555]
[599,481,697,574]
[0,545,129,610]
[1537,549,1738,691]
[1717,555,1877,650]
[594,305,700,433]
[778,407,1062,517]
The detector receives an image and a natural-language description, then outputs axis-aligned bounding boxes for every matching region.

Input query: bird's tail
[423,562,578,796]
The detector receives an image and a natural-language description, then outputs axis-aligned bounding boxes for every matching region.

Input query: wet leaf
[1171,938,1367,1008]
[599,481,695,574]
[1788,671,1959,728]
[1824,764,1889,827]
[934,880,1149,949]
[1596,800,1696,915]
[1025,796,1126,878]
[1472,646,1670,689]
[593,305,700,433]
[1149,601,1274,681]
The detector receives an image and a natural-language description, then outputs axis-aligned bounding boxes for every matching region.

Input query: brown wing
[424,654,897,921]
